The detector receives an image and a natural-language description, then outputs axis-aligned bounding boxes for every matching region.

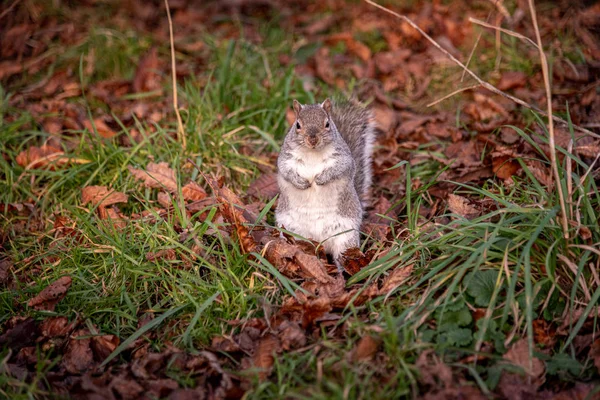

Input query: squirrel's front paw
[314,173,328,186]
[293,178,311,190]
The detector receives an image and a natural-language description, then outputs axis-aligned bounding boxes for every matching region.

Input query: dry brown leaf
[379,264,414,295]
[293,252,334,284]
[252,334,280,381]
[503,338,545,382]
[351,335,380,361]
[497,71,527,91]
[314,47,335,85]
[83,118,117,139]
[492,155,520,180]
[182,181,207,201]
[146,249,177,262]
[39,317,76,338]
[372,106,397,134]
[133,47,161,93]
[532,319,557,348]
[0,258,12,287]
[277,320,306,351]
[346,38,371,61]
[129,162,178,192]
[157,191,172,208]
[416,350,453,388]
[340,248,372,276]
[303,15,336,35]
[447,194,480,219]
[27,276,72,311]
[91,334,120,361]
[16,145,64,168]
[97,207,128,229]
[247,173,279,199]
[81,186,128,208]
[62,329,94,374]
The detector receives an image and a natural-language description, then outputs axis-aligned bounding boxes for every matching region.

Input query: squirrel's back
[331,101,375,204]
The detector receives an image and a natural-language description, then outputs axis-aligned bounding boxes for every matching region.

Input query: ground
[1,0,600,399]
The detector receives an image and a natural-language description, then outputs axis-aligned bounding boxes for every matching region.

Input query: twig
[469,17,538,48]
[0,0,21,20]
[427,84,480,107]
[363,0,600,139]
[528,0,569,239]
[487,0,511,20]
[164,0,186,150]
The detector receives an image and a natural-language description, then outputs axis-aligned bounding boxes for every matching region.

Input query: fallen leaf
[83,118,117,139]
[351,335,380,361]
[129,162,178,192]
[346,38,371,61]
[146,249,177,262]
[0,317,38,352]
[502,338,545,384]
[133,47,161,93]
[252,334,280,381]
[182,181,207,201]
[492,155,520,180]
[0,258,12,287]
[277,320,306,351]
[416,350,453,389]
[340,248,372,275]
[303,14,336,35]
[40,317,76,338]
[372,105,398,134]
[111,376,145,399]
[265,239,334,284]
[81,186,128,208]
[314,47,335,85]
[463,93,509,123]
[532,319,557,348]
[497,71,527,91]
[91,334,120,361]
[157,191,172,208]
[16,144,64,168]
[247,173,279,199]
[447,194,481,219]
[97,207,128,229]
[379,264,414,294]
[27,276,72,311]
[62,329,94,374]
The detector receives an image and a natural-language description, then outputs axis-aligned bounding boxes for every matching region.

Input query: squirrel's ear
[321,98,332,114]
[293,99,303,115]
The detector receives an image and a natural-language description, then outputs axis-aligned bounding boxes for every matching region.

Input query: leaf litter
[1,0,600,398]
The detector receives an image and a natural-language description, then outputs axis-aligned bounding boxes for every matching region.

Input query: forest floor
[1,0,600,399]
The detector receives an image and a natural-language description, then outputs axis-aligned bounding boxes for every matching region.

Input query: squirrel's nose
[307,136,318,146]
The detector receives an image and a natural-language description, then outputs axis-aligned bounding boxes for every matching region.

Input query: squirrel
[275,98,376,272]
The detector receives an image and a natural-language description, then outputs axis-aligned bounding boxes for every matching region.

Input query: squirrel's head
[292,99,336,149]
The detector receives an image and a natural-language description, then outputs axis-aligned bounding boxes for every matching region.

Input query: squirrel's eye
[296,122,301,130]
[325,121,330,128]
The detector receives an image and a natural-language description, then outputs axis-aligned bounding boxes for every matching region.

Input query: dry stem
[528,0,569,239]
[363,0,600,140]
[164,0,187,149]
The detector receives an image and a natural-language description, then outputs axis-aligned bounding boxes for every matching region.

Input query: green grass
[1,2,599,399]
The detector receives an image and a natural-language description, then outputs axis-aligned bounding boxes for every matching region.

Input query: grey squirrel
[275,98,376,272]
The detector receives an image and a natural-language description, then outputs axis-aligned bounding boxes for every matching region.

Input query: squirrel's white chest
[277,146,352,243]
[292,147,335,182]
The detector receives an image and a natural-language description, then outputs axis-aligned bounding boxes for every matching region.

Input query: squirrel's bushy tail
[331,100,376,205]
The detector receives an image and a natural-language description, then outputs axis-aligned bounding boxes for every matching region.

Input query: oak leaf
[81,186,128,208]
[27,276,72,311]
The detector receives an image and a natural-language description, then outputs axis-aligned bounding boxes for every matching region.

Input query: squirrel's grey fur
[275,98,375,271]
